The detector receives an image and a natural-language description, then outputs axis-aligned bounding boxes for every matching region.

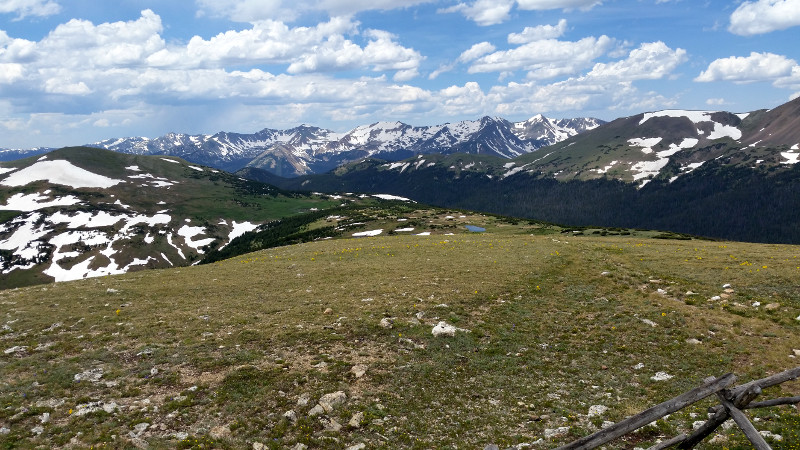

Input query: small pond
[465,225,486,232]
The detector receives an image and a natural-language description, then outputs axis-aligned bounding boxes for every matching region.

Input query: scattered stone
[692,420,706,430]
[346,444,366,450]
[685,291,698,295]
[723,288,734,294]
[283,410,297,423]
[752,301,761,308]
[0,427,9,435]
[719,293,730,299]
[323,308,333,315]
[722,283,731,288]
[3,346,27,355]
[588,405,608,417]
[43,322,62,332]
[74,401,118,416]
[432,321,457,337]
[641,319,657,327]
[380,317,393,329]
[760,431,783,441]
[321,417,342,432]
[319,391,347,413]
[651,372,673,381]
[132,423,149,436]
[209,425,230,439]
[40,412,50,424]
[793,349,800,357]
[601,271,611,276]
[35,399,64,409]
[484,445,500,450]
[291,444,308,450]
[106,288,119,294]
[297,393,311,406]
[308,404,325,417]
[656,289,667,296]
[601,420,614,428]
[74,368,104,383]
[765,303,780,311]
[633,363,645,370]
[31,425,44,435]
[348,412,364,428]
[174,432,189,440]
[253,443,266,450]
[686,338,702,345]
[350,364,367,379]
[544,427,570,439]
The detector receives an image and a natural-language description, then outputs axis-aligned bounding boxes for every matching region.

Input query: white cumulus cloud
[587,41,687,81]
[195,0,437,22]
[508,19,568,44]
[695,52,797,83]
[729,0,800,36]
[439,0,515,26]
[0,0,60,19]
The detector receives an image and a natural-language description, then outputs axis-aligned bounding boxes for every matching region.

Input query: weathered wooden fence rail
[554,365,800,450]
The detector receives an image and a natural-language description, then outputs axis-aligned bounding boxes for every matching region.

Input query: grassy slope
[1,216,799,449]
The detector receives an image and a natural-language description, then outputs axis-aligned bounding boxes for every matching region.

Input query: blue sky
[1,0,799,148]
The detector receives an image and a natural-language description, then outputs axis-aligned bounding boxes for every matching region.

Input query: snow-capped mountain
[81,115,603,176]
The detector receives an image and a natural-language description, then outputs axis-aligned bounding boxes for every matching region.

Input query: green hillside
[1,208,798,449]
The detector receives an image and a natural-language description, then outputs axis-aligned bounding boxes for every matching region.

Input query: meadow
[1,209,799,448]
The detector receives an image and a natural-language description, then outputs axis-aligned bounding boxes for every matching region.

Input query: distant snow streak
[1,160,124,189]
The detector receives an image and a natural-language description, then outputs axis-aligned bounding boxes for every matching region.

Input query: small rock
[723,288,734,294]
[600,271,611,276]
[765,303,780,311]
[588,405,608,417]
[793,349,800,357]
[380,317,393,329]
[297,393,311,406]
[31,425,44,435]
[432,321,457,337]
[209,425,230,439]
[346,444,366,450]
[601,420,614,428]
[321,417,342,432]
[319,391,347,412]
[633,362,645,370]
[323,308,333,315]
[351,364,367,379]
[106,288,119,294]
[253,443,266,450]
[760,430,783,441]
[544,427,570,439]
[283,410,297,423]
[686,338,702,345]
[0,427,9,435]
[752,301,761,308]
[308,404,325,417]
[651,372,673,381]
[641,319,657,327]
[74,368,104,383]
[291,444,308,450]
[719,293,730,299]
[3,346,27,355]
[348,412,364,428]
[692,420,707,430]
[40,412,50,424]
[484,445,500,450]
[709,295,721,301]
[722,283,731,288]
[174,432,189,440]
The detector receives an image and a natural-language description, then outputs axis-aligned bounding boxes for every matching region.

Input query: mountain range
[0,115,604,176]
[243,96,800,244]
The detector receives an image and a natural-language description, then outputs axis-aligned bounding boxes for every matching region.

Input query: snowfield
[0,192,82,211]
[1,160,124,189]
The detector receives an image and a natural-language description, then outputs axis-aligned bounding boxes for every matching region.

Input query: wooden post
[679,384,762,449]
[555,374,735,450]
[716,394,772,450]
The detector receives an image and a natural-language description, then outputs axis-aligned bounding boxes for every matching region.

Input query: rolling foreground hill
[0,147,344,288]
[244,97,800,244]
[1,209,799,448]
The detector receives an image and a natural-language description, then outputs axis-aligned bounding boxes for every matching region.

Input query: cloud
[586,41,687,81]
[515,0,603,11]
[195,0,436,23]
[706,98,727,106]
[439,0,514,26]
[729,0,800,36]
[458,42,497,63]
[0,0,60,19]
[695,52,796,83]
[467,35,615,80]
[508,19,568,44]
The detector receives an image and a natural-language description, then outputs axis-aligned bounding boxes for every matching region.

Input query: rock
[253,443,266,450]
[601,420,614,428]
[432,321,457,337]
[588,405,608,417]
[350,364,367,379]
[31,425,44,435]
[752,301,761,307]
[484,445,500,450]
[710,296,721,301]
[174,432,189,440]
[297,393,311,406]
[760,431,783,441]
[346,444,366,450]
[321,418,342,432]
[0,427,9,435]
[283,410,297,423]
[74,368,104,383]
[291,444,308,450]
[40,412,50,424]
[544,427,570,439]
[3,346,28,355]
[209,425,230,439]
[348,412,364,428]
[719,293,730,299]
[380,317,393,329]
[324,308,333,315]
[765,303,780,311]
[651,372,673,381]
[633,362,645,370]
[686,338,702,345]
[308,404,325,417]
[319,391,347,412]
[641,319,657,327]
[106,288,119,294]
[793,349,800,357]
[723,288,734,294]
[601,271,611,276]
[722,283,731,288]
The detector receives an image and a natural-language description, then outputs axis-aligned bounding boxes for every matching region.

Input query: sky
[1,0,799,149]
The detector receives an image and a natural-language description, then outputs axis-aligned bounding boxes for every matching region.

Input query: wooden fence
[555,366,800,450]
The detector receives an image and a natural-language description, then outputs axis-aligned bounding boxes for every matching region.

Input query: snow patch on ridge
[0,192,82,211]
[1,160,124,189]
